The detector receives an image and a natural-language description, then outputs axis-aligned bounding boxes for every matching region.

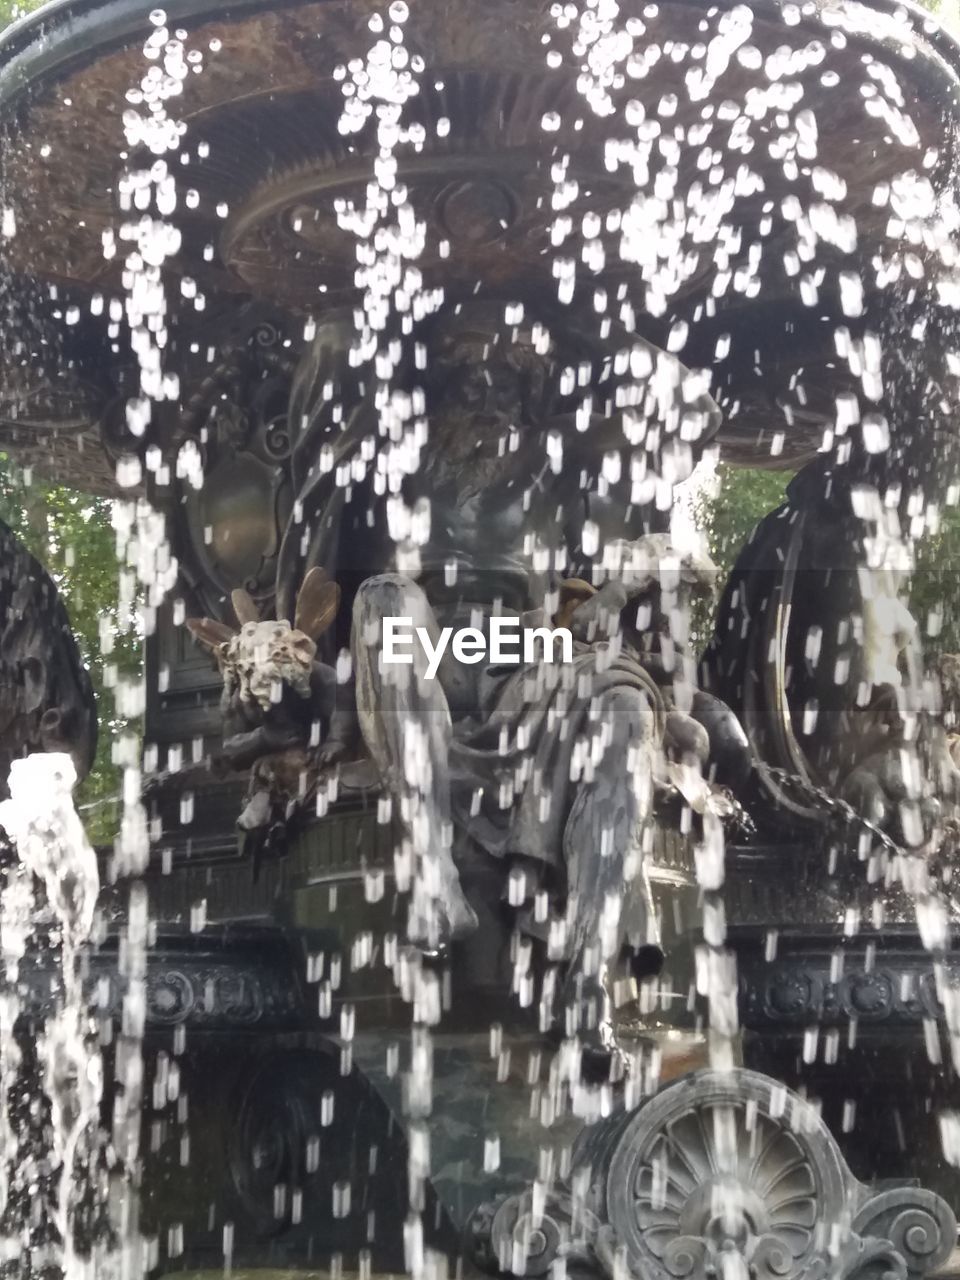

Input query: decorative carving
[185,568,358,872]
[3,0,957,503]
[138,957,301,1027]
[175,296,753,1063]
[175,329,296,620]
[270,299,743,1000]
[4,0,960,1275]
[11,932,304,1030]
[734,932,960,1031]
[435,178,519,245]
[852,1188,957,1280]
[472,1188,599,1278]
[472,1068,960,1280]
[579,1069,847,1280]
[144,964,282,1026]
[224,1045,441,1261]
[214,76,628,308]
[228,1051,333,1234]
[489,1192,566,1277]
[838,1237,910,1280]
[146,969,196,1025]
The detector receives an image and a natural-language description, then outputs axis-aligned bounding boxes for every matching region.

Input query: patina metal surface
[0,0,958,1276]
[0,0,958,482]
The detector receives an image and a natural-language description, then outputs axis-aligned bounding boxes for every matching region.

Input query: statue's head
[422,301,557,438]
[186,568,340,713]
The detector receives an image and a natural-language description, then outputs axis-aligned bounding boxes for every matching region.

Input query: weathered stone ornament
[473,1071,958,1280]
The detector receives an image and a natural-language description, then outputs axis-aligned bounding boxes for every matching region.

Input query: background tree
[0,4,138,846]
[695,460,960,662]
[0,466,139,842]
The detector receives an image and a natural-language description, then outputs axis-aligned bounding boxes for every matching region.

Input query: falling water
[334,11,448,1272]
[0,754,101,1278]
[104,9,195,1276]
[307,0,960,1269]
[2,0,960,1274]
[530,0,960,1253]
[335,0,450,960]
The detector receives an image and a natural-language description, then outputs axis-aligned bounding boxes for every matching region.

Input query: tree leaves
[0,458,140,844]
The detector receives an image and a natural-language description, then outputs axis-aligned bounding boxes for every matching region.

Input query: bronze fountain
[0,0,959,1275]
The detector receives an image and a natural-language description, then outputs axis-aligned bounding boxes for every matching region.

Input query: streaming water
[103,10,193,1277]
[4,0,960,1274]
[0,754,100,1278]
[307,0,960,1271]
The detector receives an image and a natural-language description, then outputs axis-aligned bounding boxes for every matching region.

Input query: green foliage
[910,504,960,659]
[690,464,786,649]
[0,0,42,28]
[700,465,787,580]
[695,463,960,664]
[0,0,135,845]
[0,462,138,843]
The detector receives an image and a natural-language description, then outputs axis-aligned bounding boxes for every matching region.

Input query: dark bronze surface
[0,0,958,1275]
[0,0,959,483]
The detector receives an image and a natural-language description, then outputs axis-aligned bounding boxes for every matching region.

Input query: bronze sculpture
[0,0,958,1275]
[192,299,750,1049]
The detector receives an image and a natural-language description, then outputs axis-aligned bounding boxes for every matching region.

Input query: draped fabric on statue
[448,639,665,874]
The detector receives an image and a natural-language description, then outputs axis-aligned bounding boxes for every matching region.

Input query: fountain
[0,0,958,1275]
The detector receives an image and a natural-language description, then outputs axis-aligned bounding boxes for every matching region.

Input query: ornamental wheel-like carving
[576,1069,850,1280]
[570,1068,957,1280]
[476,1069,959,1280]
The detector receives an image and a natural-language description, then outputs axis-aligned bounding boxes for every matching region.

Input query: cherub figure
[186,567,357,862]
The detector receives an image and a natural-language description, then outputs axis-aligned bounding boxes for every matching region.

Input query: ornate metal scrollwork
[735,931,960,1033]
[11,930,304,1031]
[472,1069,957,1280]
[835,1237,909,1280]
[489,1192,566,1277]
[470,1188,600,1279]
[223,1045,431,1261]
[579,1069,849,1280]
[173,327,296,622]
[228,1051,333,1235]
[851,1188,957,1280]
[144,963,273,1026]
